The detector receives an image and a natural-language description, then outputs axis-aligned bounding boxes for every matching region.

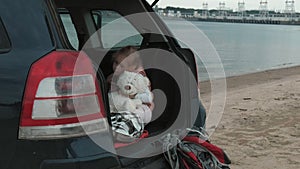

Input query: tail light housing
[19,51,108,140]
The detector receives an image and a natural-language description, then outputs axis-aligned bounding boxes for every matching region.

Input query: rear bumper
[9,132,121,169]
[40,133,121,169]
[41,153,121,169]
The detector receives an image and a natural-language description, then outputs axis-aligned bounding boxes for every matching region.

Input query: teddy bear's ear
[116,71,128,88]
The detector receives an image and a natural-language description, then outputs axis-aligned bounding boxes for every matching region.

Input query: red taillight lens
[19,51,108,140]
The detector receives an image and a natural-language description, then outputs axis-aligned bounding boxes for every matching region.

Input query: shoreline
[162,16,300,26]
[199,65,300,95]
[199,65,300,169]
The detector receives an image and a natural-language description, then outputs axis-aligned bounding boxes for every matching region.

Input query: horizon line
[157,5,299,13]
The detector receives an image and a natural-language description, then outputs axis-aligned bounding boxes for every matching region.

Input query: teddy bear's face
[117,71,149,96]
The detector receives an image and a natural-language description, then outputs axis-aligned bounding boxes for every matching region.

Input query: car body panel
[0,0,119,168]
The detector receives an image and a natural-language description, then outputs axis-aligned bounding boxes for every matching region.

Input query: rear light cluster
[19,51,108,140]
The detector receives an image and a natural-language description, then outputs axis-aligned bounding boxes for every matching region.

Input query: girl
[107,46,154,124]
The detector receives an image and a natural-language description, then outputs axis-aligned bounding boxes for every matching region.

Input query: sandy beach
[199,66,300,169]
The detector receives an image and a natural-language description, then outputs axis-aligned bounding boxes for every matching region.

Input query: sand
[199,66,300,169]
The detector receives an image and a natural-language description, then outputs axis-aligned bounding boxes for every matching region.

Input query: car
[0,0,204,168]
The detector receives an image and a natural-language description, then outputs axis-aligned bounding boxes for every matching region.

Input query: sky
[149,0,299,12]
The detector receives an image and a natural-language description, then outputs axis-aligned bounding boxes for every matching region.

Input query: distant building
[176,11,182,17]
[157,9,165,16]
[167,10,175,17]
[194,11,200,17]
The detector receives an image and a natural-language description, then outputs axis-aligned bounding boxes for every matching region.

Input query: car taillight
[19,51,108,140]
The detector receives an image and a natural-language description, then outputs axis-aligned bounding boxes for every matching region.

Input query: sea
[165,20,300,81]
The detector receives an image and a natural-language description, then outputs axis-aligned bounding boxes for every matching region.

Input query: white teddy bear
[108,71,152,113]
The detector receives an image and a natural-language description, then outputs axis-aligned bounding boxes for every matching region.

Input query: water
[165,20,300,81]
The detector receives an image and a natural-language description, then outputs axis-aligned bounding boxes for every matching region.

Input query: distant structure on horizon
[158,0,299,13]
[156,0,300,25]
[238,1,246,17]
[284,0,296,19]
[202,2,209,18]
[219,2,227,17]
[259,0,269,17]
[285,1,295,13]
[195,0,298,13]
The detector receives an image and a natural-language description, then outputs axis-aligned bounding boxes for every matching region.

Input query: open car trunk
[52,0,202,167]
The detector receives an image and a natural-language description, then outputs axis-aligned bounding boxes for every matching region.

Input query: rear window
[92,10,143,49]
[0,18,11,53]
[59,12,79,50]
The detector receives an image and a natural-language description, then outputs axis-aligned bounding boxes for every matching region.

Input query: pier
[156,0,300,25]
[189,15,300,25]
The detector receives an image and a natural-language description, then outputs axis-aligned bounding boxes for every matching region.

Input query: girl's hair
[112,46,142,67]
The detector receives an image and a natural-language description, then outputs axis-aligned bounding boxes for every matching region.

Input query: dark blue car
[0,0,205,168]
